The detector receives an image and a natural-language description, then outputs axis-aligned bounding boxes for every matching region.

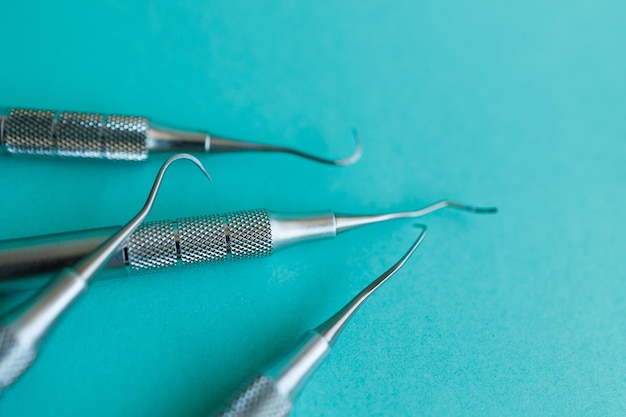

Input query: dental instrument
[0,154,211,391]
[0,201,496,285]
[210,225,427,417]
[0,107,361,165]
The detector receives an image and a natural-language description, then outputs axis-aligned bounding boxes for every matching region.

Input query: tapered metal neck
[315,226,427,345]
[266,226,427,402]
[146,125,209,153]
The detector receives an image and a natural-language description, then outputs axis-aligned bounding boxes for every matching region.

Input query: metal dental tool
[0,154,211,391]
[0,201,496,286]
[0,107,361,165]
[209,225,427,417]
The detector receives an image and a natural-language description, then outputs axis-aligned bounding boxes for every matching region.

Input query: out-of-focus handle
[0,269,85,391]
[0,325,37,391]
[210,375,292,417]
[1,108,148,160]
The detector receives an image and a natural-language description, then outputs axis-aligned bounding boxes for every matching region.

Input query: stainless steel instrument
[209,225,427,417]
[0,154,211,391]
[0,107,361,165]
[0,201,496,286]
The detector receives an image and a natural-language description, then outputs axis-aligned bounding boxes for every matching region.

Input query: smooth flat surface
[0,1,625,416]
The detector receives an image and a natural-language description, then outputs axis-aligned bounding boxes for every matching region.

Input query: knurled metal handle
[210,375,292,417]
[1,108,148,160]
[125,209,273,272]
[0,325,37,392]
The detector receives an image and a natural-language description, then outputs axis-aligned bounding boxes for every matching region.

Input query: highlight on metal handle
[1,108,148,160]
[211,375,292,417]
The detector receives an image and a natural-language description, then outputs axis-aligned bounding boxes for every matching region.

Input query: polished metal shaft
[0,201,496,287]
[209,226,427,417]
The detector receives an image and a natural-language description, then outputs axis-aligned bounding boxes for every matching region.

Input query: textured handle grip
[125,209,273,272]
[211,375,292,417]
[1,108,148,160]
[0,325,37,391]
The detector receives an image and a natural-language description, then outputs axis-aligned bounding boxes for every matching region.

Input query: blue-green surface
[1,1,625,416]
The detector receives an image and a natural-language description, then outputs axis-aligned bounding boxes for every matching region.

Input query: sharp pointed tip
[200,167,213,182]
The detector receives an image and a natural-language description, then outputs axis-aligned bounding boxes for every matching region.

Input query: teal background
[1,1,625,416]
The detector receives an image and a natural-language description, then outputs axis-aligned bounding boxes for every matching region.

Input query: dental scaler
[0,201,496,285]
[209,225,427,417]
[0,154,212,391]
[0,107,361,165]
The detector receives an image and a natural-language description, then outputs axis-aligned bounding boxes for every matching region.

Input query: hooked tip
[282,129,362,166]
[163,153,212,182]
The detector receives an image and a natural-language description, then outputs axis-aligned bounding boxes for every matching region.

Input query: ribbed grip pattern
[124,210,272,272]
[211,375,292,417]
[2,108,148,160]
[0,325,37,391]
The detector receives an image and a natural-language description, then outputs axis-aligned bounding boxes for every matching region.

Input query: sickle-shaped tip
[279,129,362,166]
[332,129,363,166]
[208,129,362,166]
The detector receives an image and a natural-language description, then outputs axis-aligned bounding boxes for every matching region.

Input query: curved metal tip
[291,129,361,166]
[208,130,362,166]
[161,153,212,182]
[140,153,213,224]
